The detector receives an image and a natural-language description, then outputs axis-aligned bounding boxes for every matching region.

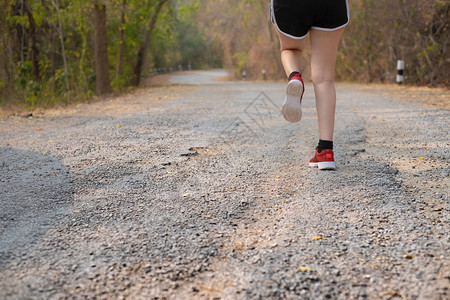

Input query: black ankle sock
[288,71,301,81]
[317,139,333,153]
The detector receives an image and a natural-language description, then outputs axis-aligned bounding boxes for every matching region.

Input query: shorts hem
[312,0,350,32]
[270,0,349,39]
[311,21,349,32]
[275,27,309,40]
[270,0,308,40]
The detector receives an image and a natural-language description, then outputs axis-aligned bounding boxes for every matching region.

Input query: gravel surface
[0,70,449,299]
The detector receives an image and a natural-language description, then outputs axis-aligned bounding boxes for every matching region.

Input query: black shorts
[270,0,349,39]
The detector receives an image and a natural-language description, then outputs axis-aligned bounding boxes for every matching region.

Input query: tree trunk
[52,0,70,104]
[132,0,168,87]
[94,2,113,95]
[115,0,126,80]
[23,0,40,82]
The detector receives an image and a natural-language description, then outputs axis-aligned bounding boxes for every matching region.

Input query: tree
[22,0,41,82]
[132,0,168,86]
[52,0,71,104]
[93,1,113,95]
[115,0,126,80]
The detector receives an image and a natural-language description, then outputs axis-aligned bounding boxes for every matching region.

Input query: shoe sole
[282,79,303,123]
[309,161,336,170]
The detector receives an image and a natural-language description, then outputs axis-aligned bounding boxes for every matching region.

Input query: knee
[311,72,335,86]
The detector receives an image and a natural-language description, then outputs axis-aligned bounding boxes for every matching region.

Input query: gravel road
[0,70,449,299]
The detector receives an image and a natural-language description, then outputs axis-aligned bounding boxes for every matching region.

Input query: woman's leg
[274,27,308,122]
[274,27,307,76]
[309,28,345,141]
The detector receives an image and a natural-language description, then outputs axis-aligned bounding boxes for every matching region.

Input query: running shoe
[282,73,304,123]
[309,149,336,170]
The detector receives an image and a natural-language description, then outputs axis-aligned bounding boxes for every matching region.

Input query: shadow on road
[0,147,73,268]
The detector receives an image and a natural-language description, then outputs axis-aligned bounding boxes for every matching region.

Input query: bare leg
[274,27,308,122]
[310,28,345,141]
[274,26,307,76]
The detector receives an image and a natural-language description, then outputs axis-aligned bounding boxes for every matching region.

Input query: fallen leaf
[312,236,323,240]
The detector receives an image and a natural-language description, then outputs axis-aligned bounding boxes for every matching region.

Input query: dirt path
[0,71,449,299]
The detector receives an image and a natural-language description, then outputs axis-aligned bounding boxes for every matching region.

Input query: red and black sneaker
[309,149,336,170]
[282,73,304,123]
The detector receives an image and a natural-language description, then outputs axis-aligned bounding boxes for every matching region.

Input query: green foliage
[156,0,221,70]
[3,0,445,109]
[233,52,249,74]
[0,0,222,107]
